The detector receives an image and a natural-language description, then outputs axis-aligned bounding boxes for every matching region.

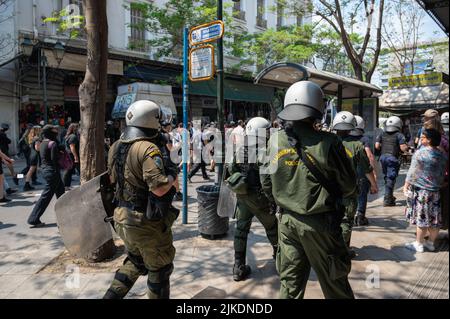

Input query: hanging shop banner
[388,72,443,88]
[189,20,224,46]
[189,45,215,82]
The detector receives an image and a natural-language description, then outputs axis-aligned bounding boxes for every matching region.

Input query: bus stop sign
[189,20,224,46]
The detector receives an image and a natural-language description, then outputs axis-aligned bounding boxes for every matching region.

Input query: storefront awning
[189,79,274,104]
[254,62,383,98]
[416,0,449,36]
[379,83,449,114]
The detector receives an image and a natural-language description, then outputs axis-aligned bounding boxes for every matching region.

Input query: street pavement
[0,159,448,299]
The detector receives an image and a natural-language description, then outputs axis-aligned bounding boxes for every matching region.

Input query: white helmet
[441,112,449,125]
[245,117,271,146]
[350,115,365,136]
[385,116,402,133]
[245,117,271,136]
[332,111,356,131]
[279,81,325,121]
[125,100,161,130]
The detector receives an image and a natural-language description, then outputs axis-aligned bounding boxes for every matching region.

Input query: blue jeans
[357,176,370,216]
[380,154,400,198]
[27,168,65,225]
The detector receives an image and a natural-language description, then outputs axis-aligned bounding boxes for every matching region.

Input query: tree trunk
[79,0,116,262]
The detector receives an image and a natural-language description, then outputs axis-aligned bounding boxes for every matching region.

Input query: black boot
[233,251,251,281]
[383,195,396,207]
[23,182,35,191]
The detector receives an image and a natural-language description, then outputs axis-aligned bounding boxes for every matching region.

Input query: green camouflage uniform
[341,135,373,246]
[228,143,278,267]
[104,138,177,299]
[261,124,356,299]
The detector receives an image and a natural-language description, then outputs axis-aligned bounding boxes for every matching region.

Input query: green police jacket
[342,135,373,178]
[261,124,357,216]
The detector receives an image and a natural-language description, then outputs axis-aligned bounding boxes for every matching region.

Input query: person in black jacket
[27,125,65,227]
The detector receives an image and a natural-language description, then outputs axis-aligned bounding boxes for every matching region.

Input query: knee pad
[126,252,148,275]
[147,263,174,298]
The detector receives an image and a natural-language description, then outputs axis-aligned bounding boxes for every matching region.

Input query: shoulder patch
[152,155,164,170]
[149,149,162,158]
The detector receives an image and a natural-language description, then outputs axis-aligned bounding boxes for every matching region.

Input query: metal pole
[182,27,189,225]
[217,0,225,185]
[42,48,48,124]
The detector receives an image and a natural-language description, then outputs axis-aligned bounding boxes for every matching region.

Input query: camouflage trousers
[104,207,178,299]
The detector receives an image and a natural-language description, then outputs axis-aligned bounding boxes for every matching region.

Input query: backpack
[48,140,74,170]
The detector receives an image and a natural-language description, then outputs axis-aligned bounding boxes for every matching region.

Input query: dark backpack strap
[285,128,342,201]
[114,142,132,201]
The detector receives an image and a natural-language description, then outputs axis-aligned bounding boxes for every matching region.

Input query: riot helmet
[332,111,356,131]
[245,117,271,146]
[125,100,161,130]
[349,115,365,136]
[385,116,402,133]
[278,81,325,121]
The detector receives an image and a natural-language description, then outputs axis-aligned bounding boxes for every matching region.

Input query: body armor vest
[237,144,262,191]
[114,142,148,210]
[381,132,400,158]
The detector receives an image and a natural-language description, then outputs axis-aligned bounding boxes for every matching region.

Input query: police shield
[55,172,115,258]
[217,179,237,218]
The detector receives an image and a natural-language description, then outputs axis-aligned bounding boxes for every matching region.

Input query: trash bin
[196,185,229,239]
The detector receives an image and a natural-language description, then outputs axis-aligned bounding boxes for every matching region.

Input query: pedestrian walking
[0,123,19,186]
[0,150,15,203]
[262,81,356,299]
[227,117,278,281]
[23,126,43,191]
[375,116,409,206]
[404,128,448,252]
[351,115,378,226]
[62,123,80,188]
[332,111,378,255]
[27,125,65,228]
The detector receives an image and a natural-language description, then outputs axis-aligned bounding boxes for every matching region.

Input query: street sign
[189,20,224,46]
[189,45,215,82]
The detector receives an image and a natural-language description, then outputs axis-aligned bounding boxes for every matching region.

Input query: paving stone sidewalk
[0,161,448,299]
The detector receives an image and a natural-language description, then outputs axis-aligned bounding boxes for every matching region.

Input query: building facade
[0,0,307,153]
[374,39,449,90]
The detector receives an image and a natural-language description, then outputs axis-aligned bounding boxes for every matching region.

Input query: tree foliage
[273,0,385,82]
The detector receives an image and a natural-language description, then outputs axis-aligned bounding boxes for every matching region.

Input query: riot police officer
[261,81,356,299]
[103,100,179,299]
[227,117,278,281]
[375,116,408,207]
[332,112,378,252]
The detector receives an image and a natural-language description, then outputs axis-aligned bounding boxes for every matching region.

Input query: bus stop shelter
[254,62,383,131]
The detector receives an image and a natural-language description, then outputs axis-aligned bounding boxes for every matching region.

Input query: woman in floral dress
[404,128,448,253]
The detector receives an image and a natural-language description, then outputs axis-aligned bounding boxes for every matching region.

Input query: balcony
[256,16,267,29]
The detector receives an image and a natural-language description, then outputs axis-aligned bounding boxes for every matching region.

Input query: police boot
[354,213,369,226]
[233,251,251,281]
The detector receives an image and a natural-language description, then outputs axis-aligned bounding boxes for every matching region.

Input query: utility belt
[117,186,178,221]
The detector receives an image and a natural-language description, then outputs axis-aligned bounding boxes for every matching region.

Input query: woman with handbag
[23,126,43,191]
[27,125,65,228]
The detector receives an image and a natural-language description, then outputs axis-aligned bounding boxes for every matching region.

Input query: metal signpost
[182,20,224,224]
